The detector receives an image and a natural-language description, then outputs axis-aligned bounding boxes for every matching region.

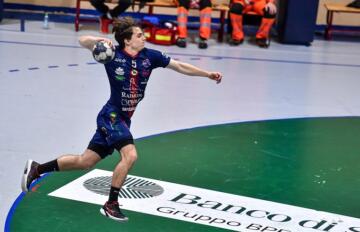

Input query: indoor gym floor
[0,19,360,232]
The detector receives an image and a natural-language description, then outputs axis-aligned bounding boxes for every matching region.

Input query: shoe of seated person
[256,37,271,48]
[100,16,113,34]
[229,38,244,46]
[198,38,208,49]
[176,38,187,48]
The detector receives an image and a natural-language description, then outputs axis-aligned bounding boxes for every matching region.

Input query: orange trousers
[229,0,275,40]
[177,6,212,39]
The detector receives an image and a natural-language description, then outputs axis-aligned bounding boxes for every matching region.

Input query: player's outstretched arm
[166,59,222,84]
[78,35,113,51]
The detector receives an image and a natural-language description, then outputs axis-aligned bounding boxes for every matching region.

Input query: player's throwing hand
[208,72,223,84]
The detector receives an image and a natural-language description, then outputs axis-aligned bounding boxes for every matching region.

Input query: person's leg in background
[228,0,246,46]
[198,0,212,49]
[176,0,190,48]
[90,0,131,34]
[253,0,276,48]
[90,0,112,33]
[111,0,132,19]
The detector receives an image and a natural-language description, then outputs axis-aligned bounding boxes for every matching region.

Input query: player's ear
[124,38,131,46]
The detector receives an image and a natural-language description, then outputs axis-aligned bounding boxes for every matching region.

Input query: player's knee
[178,0,190,9]
[121,145,138,164]
[199,0,211,10]
[126,150,138,164]
[230,3,244,15]
[263,7,276,18]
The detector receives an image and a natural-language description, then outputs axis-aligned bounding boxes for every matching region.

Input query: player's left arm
[166,59,222,84]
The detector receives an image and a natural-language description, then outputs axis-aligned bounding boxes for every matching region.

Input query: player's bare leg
[100,144,137,221]
[22,150,101,192]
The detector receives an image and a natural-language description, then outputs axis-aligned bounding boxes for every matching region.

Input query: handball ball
[92,41,115,64]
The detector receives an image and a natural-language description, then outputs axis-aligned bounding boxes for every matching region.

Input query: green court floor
[8,117,360,231]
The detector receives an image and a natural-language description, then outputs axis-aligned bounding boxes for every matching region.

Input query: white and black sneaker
[198,38,208,49]
[175,38,187,48]
[100,201,128,222]
[21,159,40,192]
[256,37,271,48]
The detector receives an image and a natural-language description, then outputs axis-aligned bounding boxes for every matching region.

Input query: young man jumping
[22,17,222,222]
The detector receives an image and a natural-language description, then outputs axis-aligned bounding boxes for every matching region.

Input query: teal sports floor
[8,118,360,231]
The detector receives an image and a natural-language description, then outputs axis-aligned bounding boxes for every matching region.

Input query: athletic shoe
[198,38,208,49]
[21,159,40,192]
[256,38,270,48]
[100,16,112,34]
[176,38,187,48]
[228,38,244,46]
[100,201,128,222]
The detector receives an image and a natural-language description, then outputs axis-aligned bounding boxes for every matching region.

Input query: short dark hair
[112,17,139,49]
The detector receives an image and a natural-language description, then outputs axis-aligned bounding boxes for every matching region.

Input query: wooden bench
[324,3,360,40]
[75,0,230,42]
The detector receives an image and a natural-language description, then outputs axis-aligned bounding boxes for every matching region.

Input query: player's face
[129,27,146,51]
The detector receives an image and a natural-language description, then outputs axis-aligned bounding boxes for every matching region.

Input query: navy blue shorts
[88,104,134,159]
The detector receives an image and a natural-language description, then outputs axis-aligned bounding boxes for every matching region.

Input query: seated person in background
[90,0,132,33]
[175,0,212,49]
[229,0,276,48]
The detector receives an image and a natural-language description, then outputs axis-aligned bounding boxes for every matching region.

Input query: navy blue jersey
[87,47,171,156]
[103,47,171,119]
